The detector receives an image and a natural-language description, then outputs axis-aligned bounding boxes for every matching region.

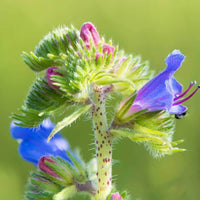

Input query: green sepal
[111,111,185,157]
[67,151,87,180]
[47,104,92,141]
[119,109,148,123]
[116,93,137,120]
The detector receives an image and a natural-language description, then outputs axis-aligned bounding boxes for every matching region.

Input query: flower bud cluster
[13,22,151,127]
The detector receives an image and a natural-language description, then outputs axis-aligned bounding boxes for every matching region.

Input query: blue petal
[133,73,174,112]
[131,50,185,114]
[168,77,183,95]
[169,105,187,114]
[10,121,36,140]
[40,118,55,132]
[165,50,185,72]
[19,136,71,166]
[11,119,71,165]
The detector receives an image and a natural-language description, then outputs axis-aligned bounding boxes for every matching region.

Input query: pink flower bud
[103,44,115,56]
[46,67,62,90]
[95,52,104,62]
[80,22,100,47]
[38,156,60,178]
[110,192,123,200]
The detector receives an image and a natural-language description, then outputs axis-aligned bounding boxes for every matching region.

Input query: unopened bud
[80,22,100,47]
[38,156,60,178]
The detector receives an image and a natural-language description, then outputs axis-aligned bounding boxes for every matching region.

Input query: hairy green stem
[92,85,113,200]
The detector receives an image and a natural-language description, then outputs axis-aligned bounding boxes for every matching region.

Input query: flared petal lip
[128,50,189,115]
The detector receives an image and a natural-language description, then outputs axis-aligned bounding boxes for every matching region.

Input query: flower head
[10,118,71,166]
[127,50,199,116]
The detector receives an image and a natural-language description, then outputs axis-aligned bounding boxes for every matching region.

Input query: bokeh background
[1,0,200,199]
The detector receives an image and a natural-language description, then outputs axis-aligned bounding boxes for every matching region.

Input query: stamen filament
[174,81,196,101]
[173,86,200,106]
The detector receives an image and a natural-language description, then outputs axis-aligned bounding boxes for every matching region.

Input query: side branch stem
[92,85,113,200]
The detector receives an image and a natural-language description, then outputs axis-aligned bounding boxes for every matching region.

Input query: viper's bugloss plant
[11,22,199,200]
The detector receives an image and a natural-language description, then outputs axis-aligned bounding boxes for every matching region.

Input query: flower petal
[168,77,183,96]
[10,121,37,140]
[129,50,185,114]
[18,134,71,165]
[11,119,71,165]
[165,50,185,72]
[169,104,187,114]
[133,76,173,112]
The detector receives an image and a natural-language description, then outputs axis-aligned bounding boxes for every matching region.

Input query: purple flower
[128,50,199,115]
[10,118,71,166]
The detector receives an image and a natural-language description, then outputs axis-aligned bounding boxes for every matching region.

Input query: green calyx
[25,152,97,200]
[111,110,185,157]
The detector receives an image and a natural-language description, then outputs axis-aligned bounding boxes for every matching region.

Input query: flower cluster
[13,22,151,127]
[11,21,199,200]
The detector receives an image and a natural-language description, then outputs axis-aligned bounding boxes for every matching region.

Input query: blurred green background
[1,0,200,199]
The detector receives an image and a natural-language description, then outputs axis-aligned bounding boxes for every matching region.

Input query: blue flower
[129,50,199,115]
[10,118,71,166]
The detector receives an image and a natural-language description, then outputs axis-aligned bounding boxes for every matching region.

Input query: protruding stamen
[173,86,200,106]
[174,81,196,101]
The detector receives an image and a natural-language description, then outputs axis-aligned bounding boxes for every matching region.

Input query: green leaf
[12,107,48,127]
[47,104,92,141]
[25,76,67,111]
[23,26,79,72]
[22,51,62,72]
[12,76,70,127]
